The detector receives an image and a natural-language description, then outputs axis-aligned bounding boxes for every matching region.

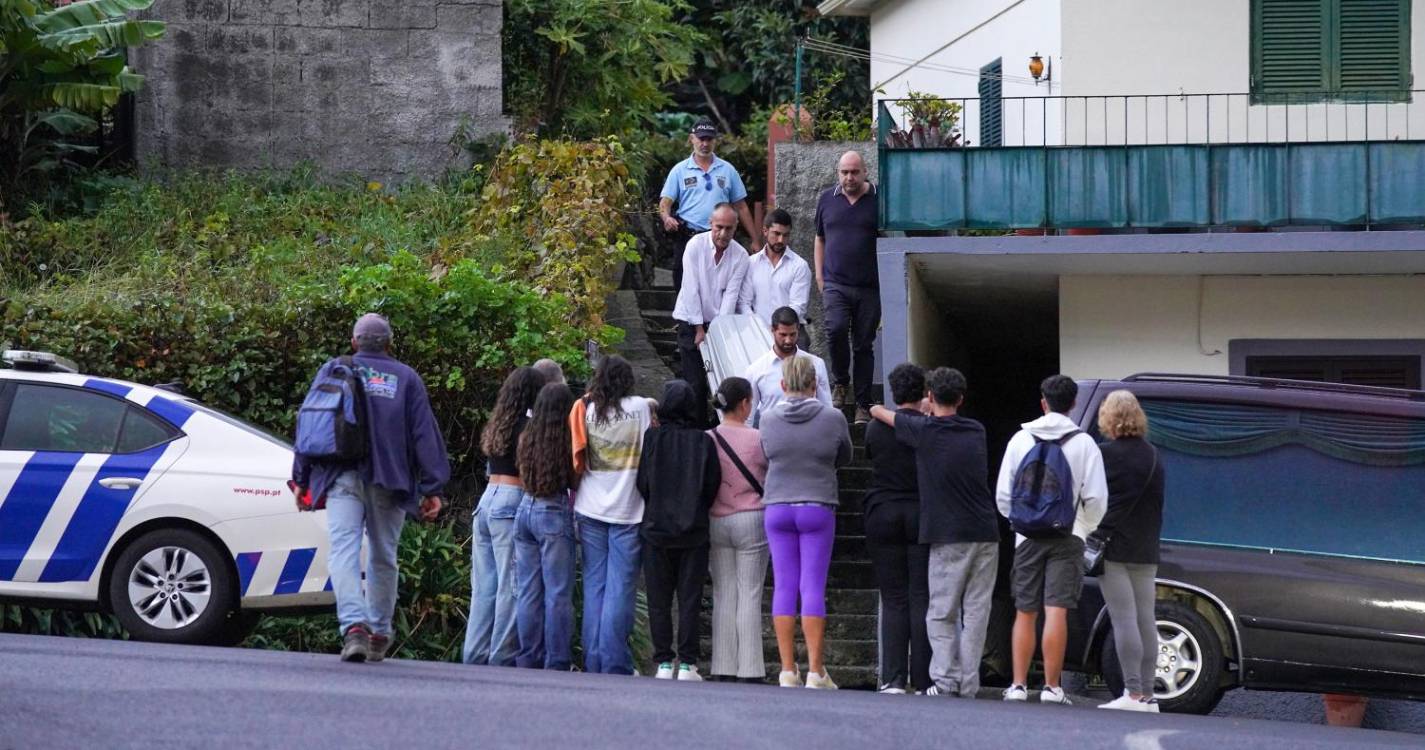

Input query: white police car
[0,350,332,645]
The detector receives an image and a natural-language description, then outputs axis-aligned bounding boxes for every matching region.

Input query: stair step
[636,289,679,310]
[642,310,676,330]
[759,586,879,615]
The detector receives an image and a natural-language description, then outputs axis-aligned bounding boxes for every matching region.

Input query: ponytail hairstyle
[713,376,752,413]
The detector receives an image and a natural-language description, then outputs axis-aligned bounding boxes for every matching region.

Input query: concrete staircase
[633,281,881,689]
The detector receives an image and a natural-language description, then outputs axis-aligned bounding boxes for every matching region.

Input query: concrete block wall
[131,0,507,184]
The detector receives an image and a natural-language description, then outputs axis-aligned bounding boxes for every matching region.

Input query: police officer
[659,119,761,289]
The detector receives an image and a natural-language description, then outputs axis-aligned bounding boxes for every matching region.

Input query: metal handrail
[1121,372,1425,401]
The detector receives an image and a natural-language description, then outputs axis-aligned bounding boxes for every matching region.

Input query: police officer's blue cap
[692,119,718,139]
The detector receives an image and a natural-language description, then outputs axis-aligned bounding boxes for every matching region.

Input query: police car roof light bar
[2,350,80,374]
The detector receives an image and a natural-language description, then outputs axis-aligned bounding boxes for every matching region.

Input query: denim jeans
[463,483,524,666]
[514,496,577,670]
[325,471,406,636]
[577,514,642,674]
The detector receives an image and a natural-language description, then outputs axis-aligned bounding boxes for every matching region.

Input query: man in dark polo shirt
[814,150,879,425]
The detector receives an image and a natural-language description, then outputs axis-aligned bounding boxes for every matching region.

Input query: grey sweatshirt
[759,396,853,506]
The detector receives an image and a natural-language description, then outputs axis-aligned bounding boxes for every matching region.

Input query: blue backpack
[1008,430,1082,538]
[294,356,369,463]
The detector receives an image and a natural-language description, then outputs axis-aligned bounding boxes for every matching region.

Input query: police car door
[0,380,185,595]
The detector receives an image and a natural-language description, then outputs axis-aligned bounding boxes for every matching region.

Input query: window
[0,384,179,454]
[1141,398,1425,564]
[979,58,1003,147]
[1246,354,1421,389]
[1252,0,1412,102]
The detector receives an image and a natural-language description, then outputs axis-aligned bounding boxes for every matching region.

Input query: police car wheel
[108,528,237,645]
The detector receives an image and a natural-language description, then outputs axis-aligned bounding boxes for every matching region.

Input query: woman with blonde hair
[759,354,852,689]
[1093,390,1165,712]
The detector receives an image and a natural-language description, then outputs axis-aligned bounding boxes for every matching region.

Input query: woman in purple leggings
[758,355,853,689]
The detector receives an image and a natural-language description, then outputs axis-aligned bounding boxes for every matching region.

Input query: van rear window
[1142,399,1425,564]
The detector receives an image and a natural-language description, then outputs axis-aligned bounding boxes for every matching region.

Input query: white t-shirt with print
[574,396,653,524]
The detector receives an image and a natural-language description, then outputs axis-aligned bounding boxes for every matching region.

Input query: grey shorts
[1011,536,1086,612]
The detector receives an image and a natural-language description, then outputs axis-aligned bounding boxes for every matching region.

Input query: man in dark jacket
[635,379,721,680]
[292,313,451,663]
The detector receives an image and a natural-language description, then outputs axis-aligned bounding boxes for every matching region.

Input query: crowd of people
[291,122,1167,711]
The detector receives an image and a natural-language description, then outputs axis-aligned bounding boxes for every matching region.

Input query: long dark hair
[518,383,577,498]
[480,366,544,458]
[587,355,635,424]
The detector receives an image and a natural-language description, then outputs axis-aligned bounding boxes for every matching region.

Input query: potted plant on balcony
[897,90,963,148]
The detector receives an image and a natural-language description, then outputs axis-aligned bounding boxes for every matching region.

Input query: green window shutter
[979,58,1003,147]
[1253,0,1329,100]
[1337,0,1411,97]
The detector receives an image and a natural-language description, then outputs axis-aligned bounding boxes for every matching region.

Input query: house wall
[1061,0,1425,144]
[869,0,1062,146]
[131,0,507,183]
[1059,274,1425,379]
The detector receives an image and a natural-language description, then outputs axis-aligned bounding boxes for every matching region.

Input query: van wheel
[1100,600,1225,714]
[108,528,237,646]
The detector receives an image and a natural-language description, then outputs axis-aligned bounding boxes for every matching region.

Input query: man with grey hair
[293,313,451,662]
[532,358,566,385]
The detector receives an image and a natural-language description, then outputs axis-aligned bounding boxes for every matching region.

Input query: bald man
[814,150,881,426]
[671,202,751,421]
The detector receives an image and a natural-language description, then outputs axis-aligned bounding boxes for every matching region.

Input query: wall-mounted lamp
[1029,53,1052,86]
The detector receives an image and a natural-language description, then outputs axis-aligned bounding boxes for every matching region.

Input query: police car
[0,350,332,645]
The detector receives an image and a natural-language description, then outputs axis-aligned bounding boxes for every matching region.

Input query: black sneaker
[341,623,371,662]
[367,633,391,662]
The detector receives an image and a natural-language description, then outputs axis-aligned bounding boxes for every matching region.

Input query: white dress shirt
[743,348,833,428]
[738,247,812,325]
[673,231,750,327]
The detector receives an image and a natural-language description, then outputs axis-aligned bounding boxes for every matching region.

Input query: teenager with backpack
[993,374,1106,703]
[706,376,770,683]
[292,313,450,663]
[513,382,579,671]
[635,380,722,681]
[569,356,654,675]
[463,366,546,666]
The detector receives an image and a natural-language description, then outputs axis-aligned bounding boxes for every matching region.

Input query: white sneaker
[779,669,803,688]
[1039,685,1072,705]
[677,664,703,682]
[1098,691,1143,711]
[654,662,675,680]
[805,671,838,690]
[1002,684,1028,701]
[878,683,907,695]
[1141,698,1161,713]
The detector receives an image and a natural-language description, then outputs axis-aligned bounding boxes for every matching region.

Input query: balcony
[877,93,1425,231]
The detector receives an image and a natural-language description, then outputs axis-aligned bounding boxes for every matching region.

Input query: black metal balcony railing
[876,93,1425,231]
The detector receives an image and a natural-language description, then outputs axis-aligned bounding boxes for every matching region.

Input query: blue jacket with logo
[292,351,450,515]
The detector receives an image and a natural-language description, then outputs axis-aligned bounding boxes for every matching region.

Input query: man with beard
[744,306,832,428]
[672,202,751,420]
[738,208,812,350]
[660,119,760,289]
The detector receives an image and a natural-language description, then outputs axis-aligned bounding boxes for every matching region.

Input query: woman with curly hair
[570,355,655,674]
[513,382,579,670]
[463,366,545,666]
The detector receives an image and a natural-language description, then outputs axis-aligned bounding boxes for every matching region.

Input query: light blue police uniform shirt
[659,155,749,232]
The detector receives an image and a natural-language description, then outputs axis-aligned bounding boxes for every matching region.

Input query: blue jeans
[577,514,642,675]
[325,471,406,636]
[514,496,577,670]
[463,483,523,666]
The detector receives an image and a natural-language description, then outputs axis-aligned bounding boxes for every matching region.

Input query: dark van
[1063,373,1425,714]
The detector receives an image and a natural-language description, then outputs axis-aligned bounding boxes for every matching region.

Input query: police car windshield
[184,400,293,449]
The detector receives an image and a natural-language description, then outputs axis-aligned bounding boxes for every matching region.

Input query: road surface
[0,633,1417,749]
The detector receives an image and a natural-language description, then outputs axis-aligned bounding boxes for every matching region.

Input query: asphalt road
[0,633,1419,750]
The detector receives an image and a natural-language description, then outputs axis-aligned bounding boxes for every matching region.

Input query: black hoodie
[636,380,722,547]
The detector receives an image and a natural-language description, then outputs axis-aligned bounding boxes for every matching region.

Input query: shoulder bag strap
[712,427,763,497]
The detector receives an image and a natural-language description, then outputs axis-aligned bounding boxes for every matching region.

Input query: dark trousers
[823,281,881,408]
[643,541,710,665]
[669,225,694,290]
[864,499,931,691]
[676,321,710,422]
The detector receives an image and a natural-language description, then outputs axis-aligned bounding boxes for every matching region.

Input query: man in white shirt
[738,208,812,349]
[673,202,750,419]
[744,306,833,428]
